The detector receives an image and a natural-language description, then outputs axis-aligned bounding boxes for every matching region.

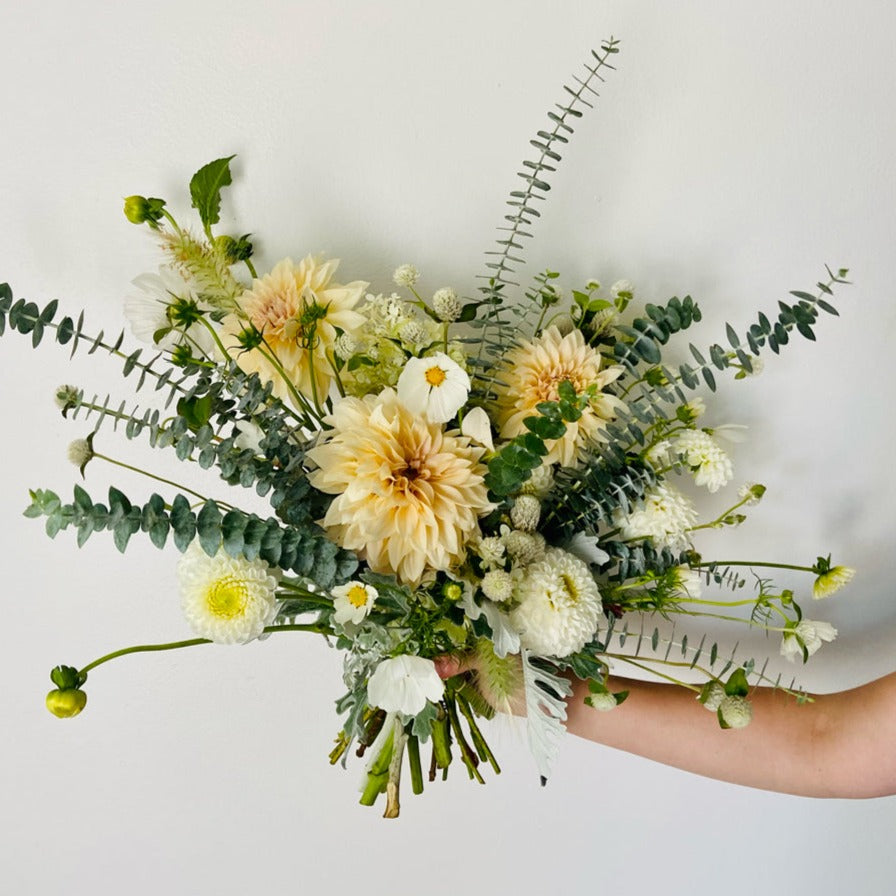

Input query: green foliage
[485,381,595,497]
[189,156,236,234]
[24,486,356,588]
[611,295,702,364]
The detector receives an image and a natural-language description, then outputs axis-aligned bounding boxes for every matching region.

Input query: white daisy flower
[396,352,471,424]
[331,581,378,625]
[780,619,838,662]
[178,542,280,644]
[367,655,444,716]
[509,547,603,658]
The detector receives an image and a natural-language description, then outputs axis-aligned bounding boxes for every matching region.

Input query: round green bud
[46,688,87,719]
[123,195,166,226]
[214,234,254,264]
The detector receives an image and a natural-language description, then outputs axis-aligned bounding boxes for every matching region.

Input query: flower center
[347,584,369,608]
[205,578,248,619]
[425,365,447,387]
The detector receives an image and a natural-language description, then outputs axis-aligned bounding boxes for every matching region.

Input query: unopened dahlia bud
[123,195,166,226]
[214,233,254,263]
[432,287,461,322]
[46,688,87,718]
[510,494,541,532]
[719,695,753,729]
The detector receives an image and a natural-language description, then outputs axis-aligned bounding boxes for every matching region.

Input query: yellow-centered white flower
[397,353,471,424]
[177,542,280,644]
[331,581,378,625]
[307,389,491,584]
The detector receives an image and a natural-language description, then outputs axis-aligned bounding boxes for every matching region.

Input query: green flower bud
[46,688,87,718]
[215,234,254,264]
[123,195,166,227]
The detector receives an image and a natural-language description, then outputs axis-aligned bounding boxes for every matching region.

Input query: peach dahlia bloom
[222,255,366,405]
[307,390,491,585]
[493,326,625,467]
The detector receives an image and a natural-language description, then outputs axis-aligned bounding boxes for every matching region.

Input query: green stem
[78,623,332,677]
[406,733,424,795]
[694,560,815,574]
[93,452,226,507]
[244,258,258,280]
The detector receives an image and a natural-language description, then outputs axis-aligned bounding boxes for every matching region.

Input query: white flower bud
[502,529,546,566]
[392,264,419,288]
[699,681,726,712]
[719,695,753,728]
[432,287,461,322]
[586,692,619,712]
[481,569,514,603]
[510,494,541,532]
[334,332,358,361]
[67,438,94,469]
[611,279,634,297]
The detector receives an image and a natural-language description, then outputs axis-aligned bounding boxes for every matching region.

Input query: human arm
[564,671,896,799]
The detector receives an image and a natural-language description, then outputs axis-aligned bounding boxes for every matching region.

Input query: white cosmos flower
[460,406,494,450]
[124,266,216,356]
[780,619,838,663]
[177,542,280,644]
[397,352,471,423]
[331,581,378,625]
[367,655,444,716]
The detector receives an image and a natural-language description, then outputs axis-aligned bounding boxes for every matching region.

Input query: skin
[434,657,896,799]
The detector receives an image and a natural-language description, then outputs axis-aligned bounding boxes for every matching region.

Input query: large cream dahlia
[492,326,625,467]
[222,255,366,404]
[307,389,491,585]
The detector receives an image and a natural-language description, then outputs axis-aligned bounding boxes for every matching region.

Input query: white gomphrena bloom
[674,429,733,493]
[780,619,838,662]
[396,352,471,424]
[392,264,419,288]
[432,287,461,322]
[613,483,698,551]
[510,494,541,532]
[586,692,619,712]
[367,655,444,716]
[509,548,603,658]
[719,696,753,728]
[481,569,514,603]
[493,326,625,467]
[700,681,726,712]
[178,542,280,644]
[307,389,490,585]
[331,581,378,625]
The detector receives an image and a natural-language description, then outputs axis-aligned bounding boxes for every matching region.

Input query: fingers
[434,654,471,680]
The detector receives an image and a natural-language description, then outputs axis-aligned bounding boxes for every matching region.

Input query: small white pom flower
[502,529,547,566]
[476,536,506,569]
[700,681,726,712]
[813,566,855,599]
[432,287,461,322]
[392,264,419,288]
[67,438,94,469]
[367,655,444,716]
[331,580,378,625]
[509,548,603,658]
[481,569,514,603]
[511,495,541,532]
[334,331,358,361]
[396,352,471,424]
[613,483,698,551]
[520,463,554,498]
[610,279,633,297]
[585,691,619,712]
[719,695,753,728]
[399,319,429,348]
[55,384,81,411]
[178,542,280,644]
[780,619,838,662]
[674,430,733,493]
[460,406,495,451]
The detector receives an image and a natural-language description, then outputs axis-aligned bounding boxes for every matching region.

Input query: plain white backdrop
[1,2,895,894]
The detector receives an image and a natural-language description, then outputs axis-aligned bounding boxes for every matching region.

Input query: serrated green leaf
[190,155,235,231]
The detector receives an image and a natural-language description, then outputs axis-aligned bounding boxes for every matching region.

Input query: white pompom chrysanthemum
[178,542,280,644]
[509,548,603,657]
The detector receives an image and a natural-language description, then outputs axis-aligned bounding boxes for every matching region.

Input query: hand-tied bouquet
[3,38,854,817]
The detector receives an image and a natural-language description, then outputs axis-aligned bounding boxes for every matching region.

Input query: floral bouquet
[1,38,853,817]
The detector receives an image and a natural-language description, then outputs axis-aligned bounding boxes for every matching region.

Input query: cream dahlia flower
[177,542,280,644]
[222,256,366,405]
[612,483,698,551]
[509,547,603,657]
[307,389,491,584]
[493,326,625,467]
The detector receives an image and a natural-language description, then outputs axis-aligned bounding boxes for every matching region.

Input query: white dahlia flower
[367,655,444,716]
[674,429,733,493]
[178,542,279,644]
[509,548,603,658]
[613,483,698,551]
[307,389,491,584]
[493,326,625,467]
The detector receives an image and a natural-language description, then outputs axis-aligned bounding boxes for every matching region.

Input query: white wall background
[1,2,895,894]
